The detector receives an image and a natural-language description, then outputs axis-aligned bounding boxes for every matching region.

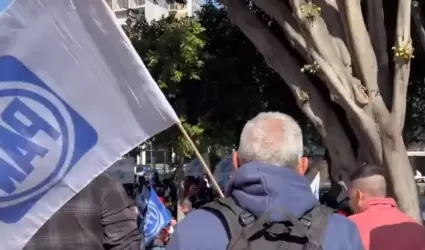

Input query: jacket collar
[362,198,397,211]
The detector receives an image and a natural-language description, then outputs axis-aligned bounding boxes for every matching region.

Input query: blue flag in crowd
[144,189,172,245]
[0,0,178,249]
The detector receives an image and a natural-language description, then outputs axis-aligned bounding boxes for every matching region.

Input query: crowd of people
[22,112,425,250]
[131,167,217,249]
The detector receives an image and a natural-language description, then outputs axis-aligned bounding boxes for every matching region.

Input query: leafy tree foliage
[197,3,322,151]
[124,11,210,157]
[123,6,316,159]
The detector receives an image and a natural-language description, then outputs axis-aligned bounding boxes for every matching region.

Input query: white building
[106,0,205,25]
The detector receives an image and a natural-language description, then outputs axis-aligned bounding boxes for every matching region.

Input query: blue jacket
[167,161,365,250]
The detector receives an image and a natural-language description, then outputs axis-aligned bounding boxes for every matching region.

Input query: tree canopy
[124,12,211,157]
[124,7,317,158]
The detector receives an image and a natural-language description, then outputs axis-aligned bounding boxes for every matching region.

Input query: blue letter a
[0,125,48,194]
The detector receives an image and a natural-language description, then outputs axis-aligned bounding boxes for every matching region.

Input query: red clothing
[337,210,348,216]
[159,197,165,204]
[349,198,425,250]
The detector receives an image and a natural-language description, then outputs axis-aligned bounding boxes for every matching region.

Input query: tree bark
[365,0,391,107]
[382,131,420,220]
[175,150,186,221]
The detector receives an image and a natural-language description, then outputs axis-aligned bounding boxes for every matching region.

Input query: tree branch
[286,0,384,163]
[251,0,352,86]
[315,0,352,73]
[365,0,391,107]
[250,0,306,56]
[222,0,357,175]
[391,0,412,132]
[253,0,359,110]
[288,0,354,97]
[337,0,379,97]
[240,0,383,164]
[412,1,425,53]
[337,0,390,155]
[289,0,388,133]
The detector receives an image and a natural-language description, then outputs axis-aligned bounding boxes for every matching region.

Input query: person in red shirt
[348,165,425,250]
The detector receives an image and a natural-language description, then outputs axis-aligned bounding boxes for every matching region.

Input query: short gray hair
[238,112,303,169]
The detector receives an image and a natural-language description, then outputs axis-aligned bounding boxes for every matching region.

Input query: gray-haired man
[167,112,364,250]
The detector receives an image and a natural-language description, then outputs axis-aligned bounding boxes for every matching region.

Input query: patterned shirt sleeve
[100,175,142,250]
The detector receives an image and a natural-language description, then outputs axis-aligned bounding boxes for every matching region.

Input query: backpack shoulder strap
[201,197,255,240]
[301,205,333,247]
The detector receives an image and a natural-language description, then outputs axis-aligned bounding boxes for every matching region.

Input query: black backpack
[202,197,333,250]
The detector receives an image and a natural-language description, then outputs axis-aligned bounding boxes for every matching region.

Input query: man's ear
[233,151,239,169]
[357,189,364,201]
[297,157,309,175]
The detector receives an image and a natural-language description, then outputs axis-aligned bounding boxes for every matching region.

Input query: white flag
[0,0,179,249]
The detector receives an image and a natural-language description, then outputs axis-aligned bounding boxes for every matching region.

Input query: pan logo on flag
[0,56,98,223]
[144,200,163,237]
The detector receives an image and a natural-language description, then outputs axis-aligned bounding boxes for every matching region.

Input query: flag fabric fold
[0,0,178,249]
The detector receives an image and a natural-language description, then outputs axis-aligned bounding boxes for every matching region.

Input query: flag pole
[177,122,225,198]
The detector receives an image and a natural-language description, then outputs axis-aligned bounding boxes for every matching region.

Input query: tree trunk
[382,132,421,220]
[175,151,186,222]
[324,149,339,186]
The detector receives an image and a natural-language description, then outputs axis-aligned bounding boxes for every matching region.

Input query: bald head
[351,175,387,197]
[350,165,387,198]
[348,165,388,213]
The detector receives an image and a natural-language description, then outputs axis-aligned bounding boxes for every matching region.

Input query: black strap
[243,205,331,249]
[201,197,256,240]
[242,206,309,241]
[304,205,332,248]
[203,199,331,250]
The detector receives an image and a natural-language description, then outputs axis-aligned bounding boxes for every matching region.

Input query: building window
[134,0,145,6]
[145,149,167,165]
[156,0,169,9]
[117,0,129,9]
[170,2,184,10]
